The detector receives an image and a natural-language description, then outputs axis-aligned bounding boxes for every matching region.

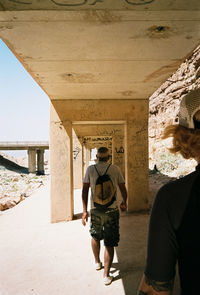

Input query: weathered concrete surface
[0,183,181,295]
[0,8,200,100]
[50,104,74,222]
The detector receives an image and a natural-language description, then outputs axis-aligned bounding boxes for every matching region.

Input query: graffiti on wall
[50,0,87,6]
[114,144,124,167]
[83,136,112,144]
[9,0,32,4]
[73,146,81,160]
[124,0,155,5]
[50,0,156,6]
[115,146,124,154]
[8,0,155,6]
[83,136,112,160]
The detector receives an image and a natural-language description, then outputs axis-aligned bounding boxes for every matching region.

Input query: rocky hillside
[149,45,200,177]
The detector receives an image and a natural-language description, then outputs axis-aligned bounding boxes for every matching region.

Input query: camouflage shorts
[90,208,120,247]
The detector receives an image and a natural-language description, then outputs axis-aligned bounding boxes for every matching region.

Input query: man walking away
[82,147,127,285]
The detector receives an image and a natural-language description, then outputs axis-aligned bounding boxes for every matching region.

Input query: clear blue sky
[0,39,49,142]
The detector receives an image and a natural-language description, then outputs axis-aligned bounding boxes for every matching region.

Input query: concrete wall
[72,129,83,190]
[50,99,149,222]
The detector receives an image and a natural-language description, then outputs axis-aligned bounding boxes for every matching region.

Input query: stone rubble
[0,166,49,211]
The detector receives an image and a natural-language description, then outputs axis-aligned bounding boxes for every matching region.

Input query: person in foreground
[82,147,127,286]
[138,88,200,295]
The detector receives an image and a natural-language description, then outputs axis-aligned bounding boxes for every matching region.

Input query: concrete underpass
[0,1,199,293]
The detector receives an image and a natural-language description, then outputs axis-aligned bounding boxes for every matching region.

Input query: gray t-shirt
[83,161,125,210]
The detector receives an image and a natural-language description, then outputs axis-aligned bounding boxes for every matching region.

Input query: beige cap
[179,88,200,129]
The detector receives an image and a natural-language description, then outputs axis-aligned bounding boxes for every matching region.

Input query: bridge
[0,141,49,174]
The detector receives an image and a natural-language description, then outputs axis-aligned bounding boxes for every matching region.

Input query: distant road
[0,142,49,150]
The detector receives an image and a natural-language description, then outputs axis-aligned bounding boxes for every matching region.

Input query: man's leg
[103,209,119,281]
[91,238,101,263]
[104,246,114,277]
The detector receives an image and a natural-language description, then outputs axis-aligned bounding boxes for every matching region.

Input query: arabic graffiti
[50,0,87,6]
[83,136,112,143]
[8,0,155,6]
[8,0,32,4]
[73,146,81,160]
[125,0,155,5]
[90,0,104,5]
[115,146,124,154]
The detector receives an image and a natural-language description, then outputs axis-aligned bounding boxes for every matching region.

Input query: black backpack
[93,164,116,209]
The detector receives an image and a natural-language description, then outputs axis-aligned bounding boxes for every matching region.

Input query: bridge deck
[0,142,49,150]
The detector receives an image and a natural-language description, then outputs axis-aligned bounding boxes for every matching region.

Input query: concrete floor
[0,183,180,295]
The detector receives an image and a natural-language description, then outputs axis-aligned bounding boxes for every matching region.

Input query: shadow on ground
[115,213,149,294]
[0,155,29,174]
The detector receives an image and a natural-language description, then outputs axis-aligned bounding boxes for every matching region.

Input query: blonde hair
[194,110,200,121]
[163,110,200,159]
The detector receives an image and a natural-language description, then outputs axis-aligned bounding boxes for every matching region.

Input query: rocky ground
[0,170,49,211]
[0,152,49,211]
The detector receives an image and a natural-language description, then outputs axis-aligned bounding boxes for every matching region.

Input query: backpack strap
[104,164,111,175]
[94,164,111,176]
[94,165,100,176]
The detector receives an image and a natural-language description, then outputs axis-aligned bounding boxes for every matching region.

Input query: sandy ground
[0,181,181,295]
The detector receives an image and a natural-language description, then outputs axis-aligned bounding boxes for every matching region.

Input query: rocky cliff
[149,45,200,176]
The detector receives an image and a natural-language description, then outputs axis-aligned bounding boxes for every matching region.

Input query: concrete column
[37,149,45,175]
[82,145,88,176]
[50,103,73,223]
[82,143,85,184]
[72,129,82,189]
[125,120,149,212]
[86,147,90,167]
[28,149,36,173]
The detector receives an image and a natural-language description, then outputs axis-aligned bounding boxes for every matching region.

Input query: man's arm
[118,182,127,211]
[137,274,173,295]
[82,183,90,226]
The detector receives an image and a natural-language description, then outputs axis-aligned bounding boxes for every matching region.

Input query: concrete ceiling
[0,0,200,100]
[0,0,200,11]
